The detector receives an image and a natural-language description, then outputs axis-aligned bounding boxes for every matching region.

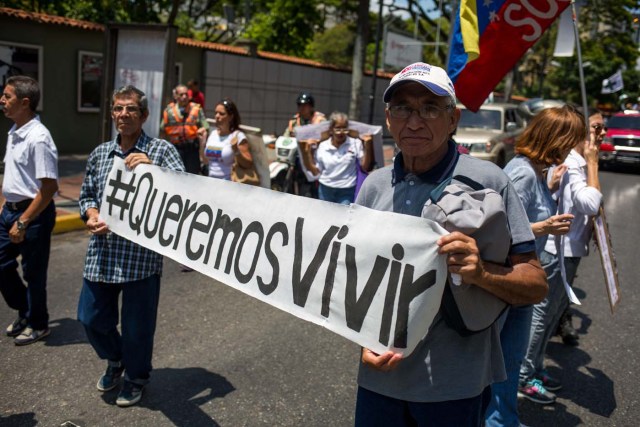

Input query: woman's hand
[298,139,319,153]
[584,132,600,165]
[548,164,568,193]
[537,213,574,236]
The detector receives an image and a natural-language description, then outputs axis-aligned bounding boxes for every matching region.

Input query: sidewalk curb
[53,213,85,235]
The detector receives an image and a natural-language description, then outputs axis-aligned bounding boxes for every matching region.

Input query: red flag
[452,1,571,111]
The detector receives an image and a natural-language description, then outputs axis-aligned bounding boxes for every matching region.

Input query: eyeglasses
[591,124,607,133]
[332,128,349,135]
[112,105,142,115]
[388,104,453,120]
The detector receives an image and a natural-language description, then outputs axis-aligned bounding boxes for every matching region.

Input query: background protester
[299,112,374,204]
[552,109,605,346]
[187,79,205,108]
[203,98,253,181]
[354,62,546,427]
[486,105,586,426]
[78,85,184,407]
[161,84,209,174]
[0,76,58,346]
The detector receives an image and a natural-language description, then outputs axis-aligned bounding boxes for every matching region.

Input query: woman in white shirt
[542,110,604,346]
[202,98,252,180]
[299,112,374,204]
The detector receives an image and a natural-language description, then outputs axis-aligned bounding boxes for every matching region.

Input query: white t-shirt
[544,149,603,257]
[2,116,58,202]
[204,130,247,180]
[315,136,364,189]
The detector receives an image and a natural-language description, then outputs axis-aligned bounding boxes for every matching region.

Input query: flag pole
[571,0,590,132]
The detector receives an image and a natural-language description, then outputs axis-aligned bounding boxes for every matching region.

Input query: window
[0,41,43,110]
[78,51,103,112]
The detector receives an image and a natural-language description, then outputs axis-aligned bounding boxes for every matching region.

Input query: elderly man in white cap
[353,62,548,426]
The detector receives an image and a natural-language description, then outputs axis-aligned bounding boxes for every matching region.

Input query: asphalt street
[0,166,639,427]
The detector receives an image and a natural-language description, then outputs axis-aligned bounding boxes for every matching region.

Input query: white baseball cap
[383,62,456,103]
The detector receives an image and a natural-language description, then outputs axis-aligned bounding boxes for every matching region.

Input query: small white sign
[384,31,423,70]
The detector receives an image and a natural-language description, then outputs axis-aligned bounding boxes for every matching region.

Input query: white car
[455,103,525,168]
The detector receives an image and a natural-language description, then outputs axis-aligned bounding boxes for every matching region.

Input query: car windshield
[607,115,640,130]
[458,109,502,130]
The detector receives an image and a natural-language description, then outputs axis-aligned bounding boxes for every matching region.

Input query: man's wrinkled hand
[437,231,484,285]
[86,215,109,235]
[124,153,151,170]
[361,348,402,372]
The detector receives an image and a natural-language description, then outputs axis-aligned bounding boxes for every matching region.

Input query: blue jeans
[318,183,355,205]
[355,386,492,427]
[77,275,161,384]
[520,251,581,383]
[485,304,533,427]
[0,202,56,330]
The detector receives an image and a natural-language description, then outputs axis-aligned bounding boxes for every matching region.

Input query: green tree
[243,0,323,57]
[306,23,355,67]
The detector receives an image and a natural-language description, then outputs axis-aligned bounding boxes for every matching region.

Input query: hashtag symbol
[106,169,137,220]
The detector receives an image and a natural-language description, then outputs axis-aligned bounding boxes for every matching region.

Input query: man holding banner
[77,86,184,407]
[353,63,548,426]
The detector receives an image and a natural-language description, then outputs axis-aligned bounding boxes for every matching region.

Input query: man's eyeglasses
[388,104,453,120]
[112,105,142,115]
[591,124,607,133]
[332,128,349,135]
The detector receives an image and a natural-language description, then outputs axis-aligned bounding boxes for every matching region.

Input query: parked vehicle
[600,112,640,168]
[268,136,316,197]
[455,103,524,168]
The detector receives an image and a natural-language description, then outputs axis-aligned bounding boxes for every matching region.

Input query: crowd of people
[0,62,604,423]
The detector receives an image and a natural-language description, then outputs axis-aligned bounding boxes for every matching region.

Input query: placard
[593,206,620,313]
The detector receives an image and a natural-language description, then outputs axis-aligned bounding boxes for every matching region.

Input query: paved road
[0,167,638,426]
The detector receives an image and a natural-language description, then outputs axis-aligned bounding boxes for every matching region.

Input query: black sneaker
[116,381,144,407]
[536,370,562,391]
[518,379,556,405]
[14,327,50,345]
[6,317,28,337]
[97,363,125,392]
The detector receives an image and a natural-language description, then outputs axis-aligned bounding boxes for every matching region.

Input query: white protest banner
[100,157,449,356]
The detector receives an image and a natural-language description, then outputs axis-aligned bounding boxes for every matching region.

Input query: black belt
[4,199,33,211]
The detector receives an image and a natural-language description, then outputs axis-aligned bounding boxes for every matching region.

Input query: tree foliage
[6,0,640,107]
[243,0,323,57]
[307,23,355,67]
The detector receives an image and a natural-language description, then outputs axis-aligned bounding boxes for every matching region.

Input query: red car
[600,112,640,167]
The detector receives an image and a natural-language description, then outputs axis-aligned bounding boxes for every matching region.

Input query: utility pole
[368,0,384,124]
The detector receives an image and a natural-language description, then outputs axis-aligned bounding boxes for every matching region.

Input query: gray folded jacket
[422,178,511,335]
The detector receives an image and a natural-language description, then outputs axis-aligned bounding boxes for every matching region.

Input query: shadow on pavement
[43,317,88,347]
[548,341,616,417]
[100,367,234,426]
[0,412,37,427]
[520,400,583,427]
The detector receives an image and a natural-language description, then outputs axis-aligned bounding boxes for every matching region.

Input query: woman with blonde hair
[486,105,587,426]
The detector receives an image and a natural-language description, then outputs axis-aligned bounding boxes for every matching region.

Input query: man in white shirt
[0,76,58,345]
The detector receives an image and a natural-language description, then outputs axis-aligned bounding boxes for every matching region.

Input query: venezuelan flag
[447,0,570,111]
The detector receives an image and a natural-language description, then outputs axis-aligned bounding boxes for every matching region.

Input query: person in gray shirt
[353,62,548,427]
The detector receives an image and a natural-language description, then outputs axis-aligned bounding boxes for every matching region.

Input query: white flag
[602,70,624,94]
[553,7,576,57]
